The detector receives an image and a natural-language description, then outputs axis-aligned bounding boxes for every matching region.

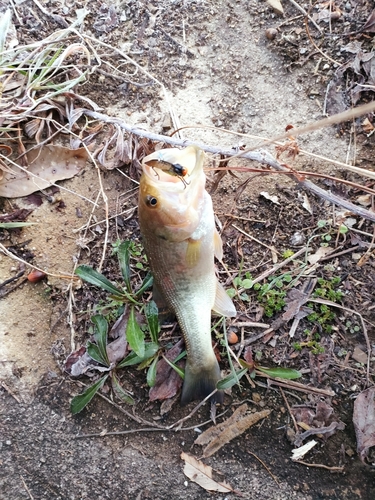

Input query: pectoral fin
[186,239,201,268]
[212,280,237,317]
[214,228,223,262]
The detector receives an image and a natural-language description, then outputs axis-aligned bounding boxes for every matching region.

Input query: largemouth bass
[138,145,236,404]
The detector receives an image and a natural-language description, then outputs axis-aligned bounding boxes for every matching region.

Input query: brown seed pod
[27,269,47,283]
[227,331,239,344]
[265,28,278,40]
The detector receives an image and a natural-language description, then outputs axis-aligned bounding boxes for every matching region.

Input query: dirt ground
[1,0,375,498]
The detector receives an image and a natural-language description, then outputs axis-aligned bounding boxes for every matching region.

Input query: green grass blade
[75,265,124,296]
[257,366,302,379]
[112,373,135,405]
[216,367,248,390]
[162,355,184,379]
[145,301,160,344]
[117,241,131,290]
[125,306,145,358]
[146,356,158,387]
[91,315,109,365]
[0,222,36,228]
[117,343,159,368]
[70,375,108,414]
[87,342,109,367]
[136,272,153,296]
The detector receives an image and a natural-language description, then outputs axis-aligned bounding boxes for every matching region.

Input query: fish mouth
[142,146,204,191]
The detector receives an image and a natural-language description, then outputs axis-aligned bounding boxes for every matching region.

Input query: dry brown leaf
[266,0,284,15]
[181,452,237,494]
[353,387,375,464]
[307,246,333,265]
[202,409,271,458]
[195,404,248,446]
[149,340,184,401]
[0,145,87,198]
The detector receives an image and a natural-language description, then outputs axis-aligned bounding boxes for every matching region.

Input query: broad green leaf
[145,301,160,344]
[117,241,131,290]
[70,375,108,414]
[0,222,36,228]
[91,315,109,365]
[75,265,124,296]
[257,366,302,379]
[216,367,248,390]
[146,356,159,387]
[112,373,134,405]
[117,343,159,368]
[136,272,153,296]
[87,341,109,367]
[126,306,145,358]
[162,355,184,379]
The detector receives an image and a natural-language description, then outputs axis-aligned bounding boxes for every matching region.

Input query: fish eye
[146,195,158,207]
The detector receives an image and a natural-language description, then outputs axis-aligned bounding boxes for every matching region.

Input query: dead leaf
[282,280,316,322]
[307,246,333,265]
[0,145,87,198]
[181,452,237,494]
[260,191,280,205]
[195,404,248,446]
[362,117,375,133]
[357,194,372,207]
[300,193,313,214]
[352,346,368,365]
[353,387,375,464]
[360,8,375,33]
[149,340,184,401]
[266,0,284,15]
[201,409,271,458]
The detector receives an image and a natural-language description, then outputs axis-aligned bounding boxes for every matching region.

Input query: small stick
[286,0,322,33]
[294,460,344,472]
[20,476,35,500]
[279,387,299,433]
[232,224,283,255]
[258,373,336,396]
[247,451,280,485]
[1,381,21,403]
[252,247,307,285]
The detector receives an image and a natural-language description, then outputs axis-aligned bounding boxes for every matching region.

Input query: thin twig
[294,460,345,472]
[252,247,307,285]
[232,224,282,255]
[20,476,34,500]
[279,387,299,433]
[286,0,322,33]
[0,243,78,280]
[247,451,280,485]
[1,381,22,403]
[167,389,219,430]
[75,409,231,439]
[257,372,336,396]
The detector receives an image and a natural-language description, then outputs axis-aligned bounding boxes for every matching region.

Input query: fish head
[138,146,206,242]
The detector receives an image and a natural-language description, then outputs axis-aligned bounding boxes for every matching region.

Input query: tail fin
[181,359,223,405]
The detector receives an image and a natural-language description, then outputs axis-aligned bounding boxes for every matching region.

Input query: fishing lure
[146,158,190,188]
